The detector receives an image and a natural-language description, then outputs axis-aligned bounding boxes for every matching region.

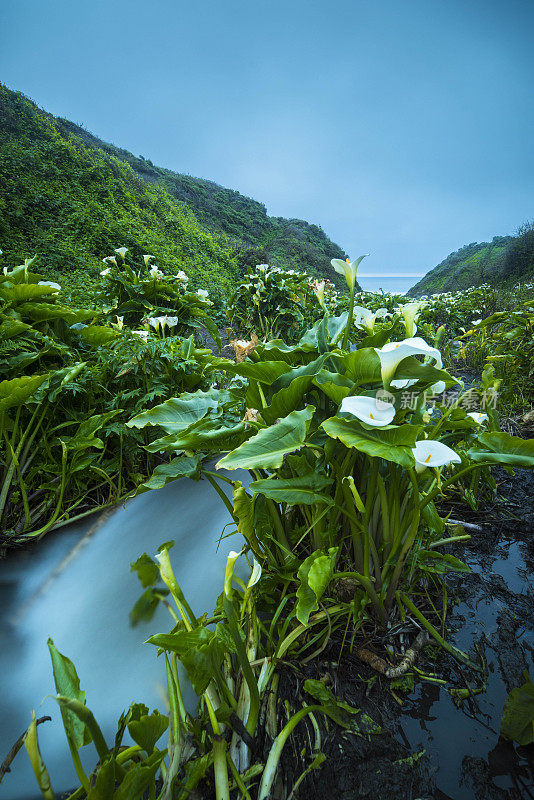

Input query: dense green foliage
[0,253,214,545]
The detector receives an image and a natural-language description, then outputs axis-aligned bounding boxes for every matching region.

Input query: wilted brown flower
[231,333,259,363]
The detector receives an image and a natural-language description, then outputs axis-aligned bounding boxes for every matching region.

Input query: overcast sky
[2,0,533,277]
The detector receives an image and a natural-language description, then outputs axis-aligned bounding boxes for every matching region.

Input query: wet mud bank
[277,468,533,800]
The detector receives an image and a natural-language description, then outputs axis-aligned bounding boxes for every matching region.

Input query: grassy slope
[55,116,347,285]
[0,86,245,304]
[409,234,534,295]
[0,85,348,297]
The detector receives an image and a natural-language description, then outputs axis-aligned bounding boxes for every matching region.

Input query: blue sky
[2,0,533,278]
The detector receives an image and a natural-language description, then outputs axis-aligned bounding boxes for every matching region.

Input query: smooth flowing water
[0,474,243,800]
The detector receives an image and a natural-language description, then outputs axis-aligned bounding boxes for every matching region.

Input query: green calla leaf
[127,709,169,754]
[216,406,315,471]
[321,417,419,467]
[130,554,160,588]
[0,283,59,304]
[296,547,338,625]
[128,390,225,433]
[47,638,92,750]
[468,432,534,467]
[417,550,471,574]
[249,473,334,505]
[78,326,119,346]
[146,418,248,454]
[136,455,203,493]
[501,671,534,745]
[0,374,48,412]
[262,374,313,425]
[333,348,381,385]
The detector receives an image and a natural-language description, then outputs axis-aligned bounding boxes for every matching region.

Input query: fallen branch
[355,630,429,678]
[446,518,484,532]
[0,716,51,784]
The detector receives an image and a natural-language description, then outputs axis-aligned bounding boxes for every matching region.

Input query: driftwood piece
[355,630,429,678]
[0,716,51,783]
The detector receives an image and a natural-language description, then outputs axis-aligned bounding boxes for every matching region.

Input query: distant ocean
[357,275,424,296]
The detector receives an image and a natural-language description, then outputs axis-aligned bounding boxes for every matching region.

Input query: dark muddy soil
[273,467,534,800]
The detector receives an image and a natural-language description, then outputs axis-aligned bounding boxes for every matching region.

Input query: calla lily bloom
[38,280,61,292]
[467,412,488,425]
[247,559,262,589]
[132,330,149,341]
[390,378,417,389]
[341,395,396,427]
[115,247,128,260]
[102,256,117,267]
[175,270,189,283]
[311,279,326,308]
[100,267,111,276]
[143,254,154,265]
[352,306,375,333]
[431,380,446,396]
[376,337,442,388]
[224,550,242,598]
[331,254,368,291]
[400,301,426,338]
[148,265,163,279]
[412,440,461,471]
[197,289,209,299]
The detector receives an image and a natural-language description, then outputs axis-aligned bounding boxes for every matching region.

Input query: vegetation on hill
[56,115,347,284]
[410,223,534,295]
[0,85,348,299]
[0,86,242,305]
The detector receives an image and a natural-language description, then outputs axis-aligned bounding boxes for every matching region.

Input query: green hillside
[0,85,347,299]
[410,229,534,295]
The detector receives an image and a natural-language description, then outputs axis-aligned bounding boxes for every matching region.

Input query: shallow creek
[0,474,244,800]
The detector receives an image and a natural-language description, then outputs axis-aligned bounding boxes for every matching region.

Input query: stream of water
[0,474,243,800]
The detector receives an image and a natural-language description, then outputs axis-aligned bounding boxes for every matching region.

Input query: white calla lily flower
[412,440,461,471]
[114,247,128,260]
[102,256,117,266]
[376,337,442,388]
[390,378,418,389]
[149,265,163,279]
[100,267,111,276]
[352,306,376,333]
[224,550,243,598]
[38,280,61,292]
[132,330,149,341]
[467,412,488,425]
[197,289,209,299]
[143,254,154,265]
[431,380,446,395]
[400,301,426,337]
[175,270,189,283]
[247,559,262,589]
[331,254,368,291]
[341,395,396,427]
[311,279,326,307]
